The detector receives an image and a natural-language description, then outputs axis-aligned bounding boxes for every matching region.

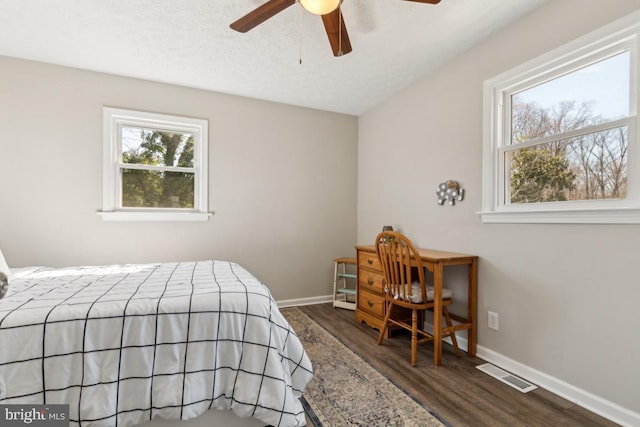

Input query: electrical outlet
[488,311,499,331]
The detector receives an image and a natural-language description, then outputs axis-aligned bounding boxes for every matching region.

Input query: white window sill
[478,208,640,224]
[97,211,213,222]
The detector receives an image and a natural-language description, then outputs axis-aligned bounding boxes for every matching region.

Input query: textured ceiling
[0,0,550,115]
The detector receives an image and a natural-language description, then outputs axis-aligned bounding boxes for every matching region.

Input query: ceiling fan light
[300,0,340,15]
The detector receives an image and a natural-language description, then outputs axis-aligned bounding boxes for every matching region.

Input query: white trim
[476,345,640,427]
[478,207,640,223]
[276,294,333,308]
[501,118,631,153]
[101,107,210,221]
[97,211,212,222]
[482,11,640,224]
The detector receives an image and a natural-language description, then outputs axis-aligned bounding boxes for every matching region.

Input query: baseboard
[423,322,639,426]
[277,294,333,308]
[476,346,640,427]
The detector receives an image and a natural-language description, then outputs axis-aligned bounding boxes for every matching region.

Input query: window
[100,108,210,221]
[481,12,640,224]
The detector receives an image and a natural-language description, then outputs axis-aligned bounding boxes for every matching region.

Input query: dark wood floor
[297,303,617,427]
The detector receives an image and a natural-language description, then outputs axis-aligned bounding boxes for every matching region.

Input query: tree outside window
[121,128,196,209]
[505,51,629,205]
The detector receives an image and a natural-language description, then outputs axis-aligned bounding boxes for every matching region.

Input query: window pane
[121,169,195,208]
[122,126,194,168]
[511,51,630,144]
[507,126,627,204]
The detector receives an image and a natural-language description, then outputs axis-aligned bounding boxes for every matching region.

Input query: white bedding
[0,260,312,427]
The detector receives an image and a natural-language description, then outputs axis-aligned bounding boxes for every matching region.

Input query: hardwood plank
[298,303,617,427]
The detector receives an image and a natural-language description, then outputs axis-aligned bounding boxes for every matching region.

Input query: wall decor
[437,180,464,206]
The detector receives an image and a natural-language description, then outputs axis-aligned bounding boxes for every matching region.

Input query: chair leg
[411,309,418,367]
[377,302,392,345]
[443,306,461,358]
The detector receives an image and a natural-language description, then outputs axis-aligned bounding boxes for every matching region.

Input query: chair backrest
[375,231,426,304]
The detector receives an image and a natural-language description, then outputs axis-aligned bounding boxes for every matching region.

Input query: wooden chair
[375,231,461,367]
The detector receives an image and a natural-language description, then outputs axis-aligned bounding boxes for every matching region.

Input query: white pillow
[0,248,10,280]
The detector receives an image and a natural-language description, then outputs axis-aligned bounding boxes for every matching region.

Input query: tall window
[508,52,630,204]
[100,108,210,221]
[482,12,640,223]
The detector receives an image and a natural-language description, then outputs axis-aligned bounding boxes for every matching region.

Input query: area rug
[282,307,447,427]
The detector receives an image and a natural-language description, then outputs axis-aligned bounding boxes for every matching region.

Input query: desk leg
[468,258,478,357]
[433,262,443,366]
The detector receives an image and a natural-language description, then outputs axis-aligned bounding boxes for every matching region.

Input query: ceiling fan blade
[402,0,441,4]
[230,0,296,33]
[321,9,352,57]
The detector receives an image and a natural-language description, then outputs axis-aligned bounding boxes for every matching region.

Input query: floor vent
[476,363,538,393]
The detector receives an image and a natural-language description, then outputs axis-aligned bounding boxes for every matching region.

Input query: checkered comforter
[0,260,312,427]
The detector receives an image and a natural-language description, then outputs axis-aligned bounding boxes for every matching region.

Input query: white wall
[0,56,358,302]
[358,0,640,422]
[3,1,640,422]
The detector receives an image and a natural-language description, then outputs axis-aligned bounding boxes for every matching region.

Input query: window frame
[99,107,211,222]
[481,11,640,224]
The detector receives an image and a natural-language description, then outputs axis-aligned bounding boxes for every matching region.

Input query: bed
[0,260,313,427]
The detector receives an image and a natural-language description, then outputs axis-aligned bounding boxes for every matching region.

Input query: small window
[100,108,210,221]
[481,12,640,224]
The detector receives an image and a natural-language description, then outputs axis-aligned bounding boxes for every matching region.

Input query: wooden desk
[355,245,478,366]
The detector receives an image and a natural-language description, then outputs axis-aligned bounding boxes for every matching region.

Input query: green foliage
[122,130,195,208]
[510,99,627,203]
[510,149,576,203]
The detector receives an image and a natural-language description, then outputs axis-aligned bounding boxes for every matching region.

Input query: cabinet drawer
[358,270,384,294]
[358,251,381,271]
[358,290,385,317]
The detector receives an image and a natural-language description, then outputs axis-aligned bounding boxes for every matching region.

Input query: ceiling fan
[230,0,441,57]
